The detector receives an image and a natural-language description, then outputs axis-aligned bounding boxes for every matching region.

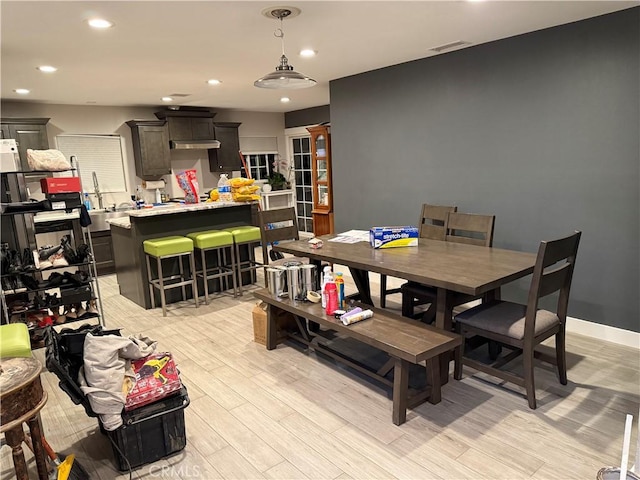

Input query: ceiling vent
[429,41,472,53]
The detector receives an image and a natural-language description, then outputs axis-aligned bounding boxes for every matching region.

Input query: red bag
[175,169,199,204]
[125,352,182,411]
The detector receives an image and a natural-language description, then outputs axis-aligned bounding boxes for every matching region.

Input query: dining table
[273,234,537,383]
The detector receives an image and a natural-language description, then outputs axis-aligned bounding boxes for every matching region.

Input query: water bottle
[218,174,232,202]
[321,266,332,308]
[335,272,345,310]
[325,281,338,315]
[83,193,92,210]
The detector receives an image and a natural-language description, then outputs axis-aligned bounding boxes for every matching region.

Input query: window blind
[55,134,127,193]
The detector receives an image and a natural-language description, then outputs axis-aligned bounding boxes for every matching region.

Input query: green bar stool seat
[143,236,198,317]
[186,230,237,304]
[0,323,32,358]
[224,225,262,296]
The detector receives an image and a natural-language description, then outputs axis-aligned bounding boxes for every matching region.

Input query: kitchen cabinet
[0,118,50,171]
[307,125,334,235]
[126,120,171,179]
[208,122,242,172]
[165,117,215,141]
[90,231,115,276]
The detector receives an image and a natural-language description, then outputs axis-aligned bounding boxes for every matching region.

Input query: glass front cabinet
[306,125,334,235]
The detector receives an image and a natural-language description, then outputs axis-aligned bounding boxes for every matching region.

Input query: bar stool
[224,225,262,296]
[186,230,237,304]
[143,236,198,317]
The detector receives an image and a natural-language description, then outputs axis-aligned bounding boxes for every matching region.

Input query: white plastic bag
[26,149,71,171]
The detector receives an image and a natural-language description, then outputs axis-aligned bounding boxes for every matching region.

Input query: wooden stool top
[0,356,46,433]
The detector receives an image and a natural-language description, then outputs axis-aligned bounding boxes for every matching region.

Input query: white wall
[1,101,285,206]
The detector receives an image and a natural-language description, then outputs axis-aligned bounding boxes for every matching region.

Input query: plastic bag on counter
[175,170,199,204]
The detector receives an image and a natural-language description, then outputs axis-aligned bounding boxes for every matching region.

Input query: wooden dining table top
[273,236,537,297]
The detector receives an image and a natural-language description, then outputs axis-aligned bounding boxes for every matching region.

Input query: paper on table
[330,229,370,243]
[329,235,362,244]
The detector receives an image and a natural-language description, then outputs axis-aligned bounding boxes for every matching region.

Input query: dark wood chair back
[525,230,581,337]
[445,212,495,247]
[418,204,457,240]
[257,207,300,265]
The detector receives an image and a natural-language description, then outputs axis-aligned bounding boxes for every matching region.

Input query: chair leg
[523,344,536,409]
[190,252,198,308]
[157,256,167,317]
[454,323,463,380]
[556,326,568,385]
[380,274,387,309]
[178,256,187,301]
[201,248,209,305]
[401,288,413,317]
[235,242,243,296]
[229,245,238,297]
[146,254,155,310]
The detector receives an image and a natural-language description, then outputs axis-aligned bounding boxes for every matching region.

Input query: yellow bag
[234,185,260,195]
[230,177,254,188]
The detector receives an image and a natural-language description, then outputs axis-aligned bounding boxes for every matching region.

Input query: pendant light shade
[254,7,316,90]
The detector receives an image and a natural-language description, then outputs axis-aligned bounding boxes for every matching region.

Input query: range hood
[170,139,220,150]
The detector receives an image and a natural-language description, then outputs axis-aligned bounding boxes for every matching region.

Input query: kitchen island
[108,202,258,309]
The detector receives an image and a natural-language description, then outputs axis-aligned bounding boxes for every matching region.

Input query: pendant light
[254,7,316,90]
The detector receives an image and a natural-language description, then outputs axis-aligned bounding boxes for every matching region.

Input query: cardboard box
[252,301,297,346]
[40,176,82,194]
[369,226,419,249]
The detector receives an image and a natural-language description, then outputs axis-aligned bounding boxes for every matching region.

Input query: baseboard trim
[566,316,639,349]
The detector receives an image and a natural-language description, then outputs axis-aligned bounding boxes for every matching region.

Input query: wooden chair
[379,204,457,308]
[257,207,308,283]
[454,231,581,409]
[400,211,495,322]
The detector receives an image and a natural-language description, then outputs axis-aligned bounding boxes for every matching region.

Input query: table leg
[426,356,441,404]
[392,357,409,425]
[348,267,373,306]
[266,304,278,350]
[435,287,453,385]
[27,416,48,480]
[4,427,28,480]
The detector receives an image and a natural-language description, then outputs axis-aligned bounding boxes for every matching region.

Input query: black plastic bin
[45,324,190,471]
[105,387,189,471]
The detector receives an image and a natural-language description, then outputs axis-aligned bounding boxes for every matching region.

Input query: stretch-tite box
[369,226,419,249]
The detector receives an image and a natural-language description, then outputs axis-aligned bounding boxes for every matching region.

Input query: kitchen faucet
[92,171,104,210]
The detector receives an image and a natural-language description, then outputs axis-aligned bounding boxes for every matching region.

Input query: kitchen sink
[88,209,131,232]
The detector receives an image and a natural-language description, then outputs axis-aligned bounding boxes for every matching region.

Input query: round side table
[0,356,49,480]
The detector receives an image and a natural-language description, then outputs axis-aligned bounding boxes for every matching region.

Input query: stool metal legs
[234,241,261,296]
[197,245,237,304]
[146,252,199,317]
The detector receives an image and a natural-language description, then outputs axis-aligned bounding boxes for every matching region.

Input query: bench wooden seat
[253,288,462,425]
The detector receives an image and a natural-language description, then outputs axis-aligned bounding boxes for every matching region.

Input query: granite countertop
[127,201,248,217]
[106,201,253,229]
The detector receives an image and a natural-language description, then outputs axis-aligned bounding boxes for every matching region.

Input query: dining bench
[253,289,462,425]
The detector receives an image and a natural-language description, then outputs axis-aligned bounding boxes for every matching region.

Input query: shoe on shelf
[85,298,99,316]
[1,276,14,293]
[8,249,24,274]
[11,275,27,292]
[63,271,89,286]
[75,244,91,264]
[75,302,87,319]
[60,235,78,264]
[20,274,40,291]
[1,243,10,273]
[22,248,35,271]
[38,245,62,261]
[50,251,69,267]
[64,305,78,320]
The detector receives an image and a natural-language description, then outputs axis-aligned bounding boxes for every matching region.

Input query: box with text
[369,226,419,249]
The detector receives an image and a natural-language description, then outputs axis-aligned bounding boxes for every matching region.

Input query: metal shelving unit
[1,167,105,346]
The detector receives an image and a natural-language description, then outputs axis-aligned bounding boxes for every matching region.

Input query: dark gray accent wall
[330,8,639,332]
[285,105,330,128]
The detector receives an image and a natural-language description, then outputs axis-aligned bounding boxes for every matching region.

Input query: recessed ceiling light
[207,79,221,85]
[280,97,290,103]
[88,18,114,29]
[37,65,57,73]
[162,97,173,102]
[299,49,317,57]
[14,89,30,95]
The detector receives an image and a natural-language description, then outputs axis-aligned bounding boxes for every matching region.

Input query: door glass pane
[291,135,313,234]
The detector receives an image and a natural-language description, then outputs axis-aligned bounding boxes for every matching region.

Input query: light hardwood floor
[2,264,639,480]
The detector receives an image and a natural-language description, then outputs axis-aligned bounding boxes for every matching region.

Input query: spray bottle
[325,279,338,315]
[321,266,333,309]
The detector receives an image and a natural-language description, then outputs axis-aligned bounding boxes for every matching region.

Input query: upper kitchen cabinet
[154,108,217,142]
[126,120,171,179]
[0,118,50,170]
[208,122,242,172]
